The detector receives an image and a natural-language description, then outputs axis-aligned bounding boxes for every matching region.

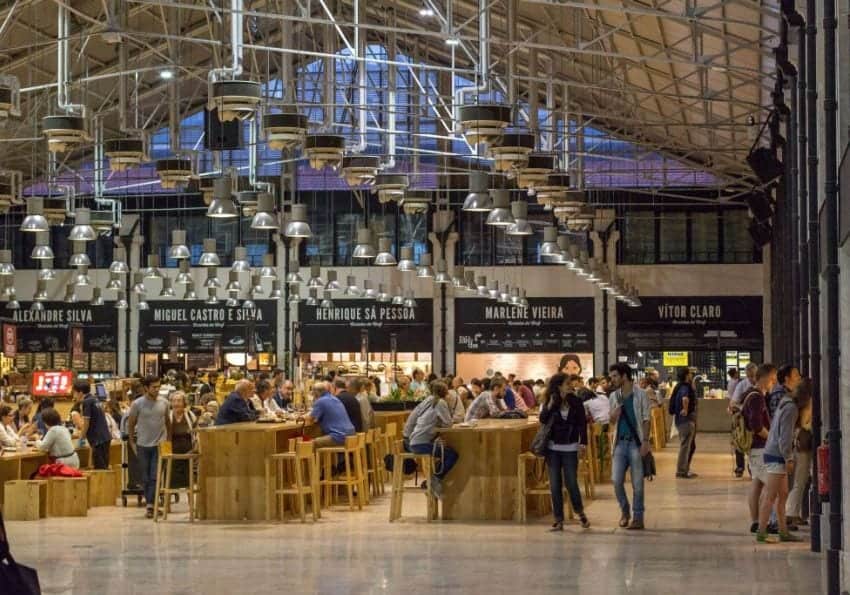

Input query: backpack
[668,383,683,416]
[731,390,758,453]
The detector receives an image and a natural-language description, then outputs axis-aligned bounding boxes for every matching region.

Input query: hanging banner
[9,303,117,353]
[2,323,16,358]
[454,297,595,353]
[138,300,277,354]
[69,326,84,360]
[298,299,433,352]
[617,296,764,351]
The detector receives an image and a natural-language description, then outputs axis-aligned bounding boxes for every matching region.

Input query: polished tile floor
[7,434,823,594]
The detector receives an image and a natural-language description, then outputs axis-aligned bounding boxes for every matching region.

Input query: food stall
[454,297,595,380]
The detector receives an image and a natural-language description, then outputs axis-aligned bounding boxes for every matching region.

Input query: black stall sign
[298,300,433,352]
[139,300,277,354]
[11,303,118,353]
[616,296,763,351]
[455,297,595,353]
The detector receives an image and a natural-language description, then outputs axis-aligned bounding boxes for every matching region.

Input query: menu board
[72,353,88,370]
[52,352,69,369]
[298,299,433,353]
[13,353,32,371]
[90,352,116,372]
[616,296,764,351]
[32,352,50,370]
[8,303,118,353]
[138,300,277,354]
[454,298,595,353]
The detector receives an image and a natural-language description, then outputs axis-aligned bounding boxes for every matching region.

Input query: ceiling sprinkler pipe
[384,18,397,169]
[453,0,490,131]
[209,0,245,82]
[350,0,368,153]
[56,3,86,116]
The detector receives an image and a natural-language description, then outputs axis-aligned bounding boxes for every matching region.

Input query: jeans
[92,441,111,470]
[409,441,458,479]
[546,450,583,521]
[735,448,745,473]
[786,449,812,519]
[136,445,159,508]
[612,439,644,520]
[676,421,696,475]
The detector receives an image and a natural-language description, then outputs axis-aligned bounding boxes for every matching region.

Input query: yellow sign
[663,351,689,367]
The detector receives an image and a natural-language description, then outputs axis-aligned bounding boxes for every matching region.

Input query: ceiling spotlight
[5,296,19,310]
[462,171,493,212]
[391,286,404,305]
[325,270,341,292]
[226,291,240,308]
[69,240,91,268]
[226,270,242,292]
[344,275,363,297]
[251,193,278,230]
[75,264,92,287]
[184,282,199,301]
[416,253,434,278]
[304,288,318,306]
[270,280,284,300]
[434,260,451,284]
[363,279,377,299]
[485,190,515,226]
[352,228,376,260]
[397,246,416,272]
[374,238,397,266]
[263,108,308,151]
[42,114,89,154]
[144,254,163,279]
[286,260,303,285]
[488,279,500,300]
[31,231,54,260]
[106,271,123,291]
[307,264,323,289]
[372,174,408,203]
[258,254,277,279]
[33,279,48,301]
[90,287,104,306]
[199,238,221,267]
[63,283,77,304]
[176,259,192,285]
[168,229,191,260]
[499,284,511,304]
[489,132,535,173]
[159,69,174,80]
[340,155,381,187]
[207,177,238,218]
[115,290,129,309]
[109,245,130,274]
[204,267,221,289]
[160,276,176,297]
[38,260,56,281]
[69,207,97,241]
[476,275,488,297]
[284,203,312,238]
[403,290,417,309]
[0,250,14,276]
[21,197,50,233]
[156,157,193,189]
[231,246,251,272]
[457,103,511,146]
[519,289,529,308]
[319,290,334,309]
[30,301,45,312]
[304,134,345,170]
[208,80,262,122]
[506,201,533,236]
[242,297,257,310]
[539,226,563,263]
[376,284,391,303]
[206,288,219,305]
[104,137,148,172]
[132,272,147,295]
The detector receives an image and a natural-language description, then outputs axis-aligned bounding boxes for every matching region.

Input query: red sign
[2,323,16,358]
[31,370,74,397]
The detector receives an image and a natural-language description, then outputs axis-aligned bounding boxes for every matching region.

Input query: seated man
[465,377,507,422]
[302,381,355,448]
[252,379,285,417]
[216,380,259,426]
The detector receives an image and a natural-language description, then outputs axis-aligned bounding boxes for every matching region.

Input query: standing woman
[538,372,590,531]
[786,387,814,526]
[756,378,812,543]
[167,391,196,490]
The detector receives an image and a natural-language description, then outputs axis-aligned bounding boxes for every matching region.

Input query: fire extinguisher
[817,444,830,498]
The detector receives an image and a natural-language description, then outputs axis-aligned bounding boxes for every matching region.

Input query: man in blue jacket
[216,380,259,425]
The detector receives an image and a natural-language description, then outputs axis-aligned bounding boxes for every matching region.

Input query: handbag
[0,509,41,594]
[531,415,554,456]
[618,400,657,482]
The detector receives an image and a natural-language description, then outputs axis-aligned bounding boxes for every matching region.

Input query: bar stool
[516,452,573,523]
[356,432,370,505]
[388,439,437,522]
[364,429,384,497]
[317,435,365,511]
[578,447,595,500]
[265,440,320,522]
[153,442,201,522]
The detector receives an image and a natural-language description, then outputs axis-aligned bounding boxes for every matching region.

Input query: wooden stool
[388,439,437,522]
[47,477,88,517]
[4,480,47,520]
[84,469,118,507]
[364,429,384,497]
[356,432,370,505]
[153,446,202,522]
[265,440,320,522]
[578,448,595,500]
[370,428,387,494]
[317,435,365,511]
[516,452,574,523]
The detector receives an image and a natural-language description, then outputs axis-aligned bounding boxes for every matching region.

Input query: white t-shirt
[585,395,611,424]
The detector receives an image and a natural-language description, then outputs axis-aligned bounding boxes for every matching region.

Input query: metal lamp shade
[485,190,515,226]
[374,238,397,266]
[168,229,191,260]
[31,231,54,259]
[351,228,376,260]
[251,193,279,230]
[462,171,493,212]
[284,203,312,238]
[199,238,221,266]
[21,198,49,233]
[231,246,251,272]
[69,208,97,241]
[397,246,416,272]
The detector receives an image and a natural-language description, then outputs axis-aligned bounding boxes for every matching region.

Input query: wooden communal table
[0,441,122,508]
[196,420,318,521]
[437,418,539,521]
[373,410,411,439]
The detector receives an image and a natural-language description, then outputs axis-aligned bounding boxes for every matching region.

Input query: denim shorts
[748,448,767,483]
[764,461,786,475]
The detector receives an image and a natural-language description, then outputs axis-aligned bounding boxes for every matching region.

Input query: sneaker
[767,522,779,535]
[750,522,759,534]
[579,514,591,529]
[734,469,744,478]
[626,519,645,531]
[145,508,154,519]
[550,521,564,532]
[756,532,769,543]
[429,476,443,499]
[779,531,803,542]
[676,473,697,479]
[619,514,631,528]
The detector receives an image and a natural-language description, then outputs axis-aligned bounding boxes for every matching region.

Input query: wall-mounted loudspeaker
[748,219,773,247]
[204,108,242,151]
[746,191,774,222]
[746,147,784,184]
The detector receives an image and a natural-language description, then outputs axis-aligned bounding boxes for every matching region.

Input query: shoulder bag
[531,411,554,456]
[619,401,657,481]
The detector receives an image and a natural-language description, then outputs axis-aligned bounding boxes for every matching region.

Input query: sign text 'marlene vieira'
[483,304,566,321]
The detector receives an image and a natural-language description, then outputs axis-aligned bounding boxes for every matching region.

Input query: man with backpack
[739,363,777,534]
